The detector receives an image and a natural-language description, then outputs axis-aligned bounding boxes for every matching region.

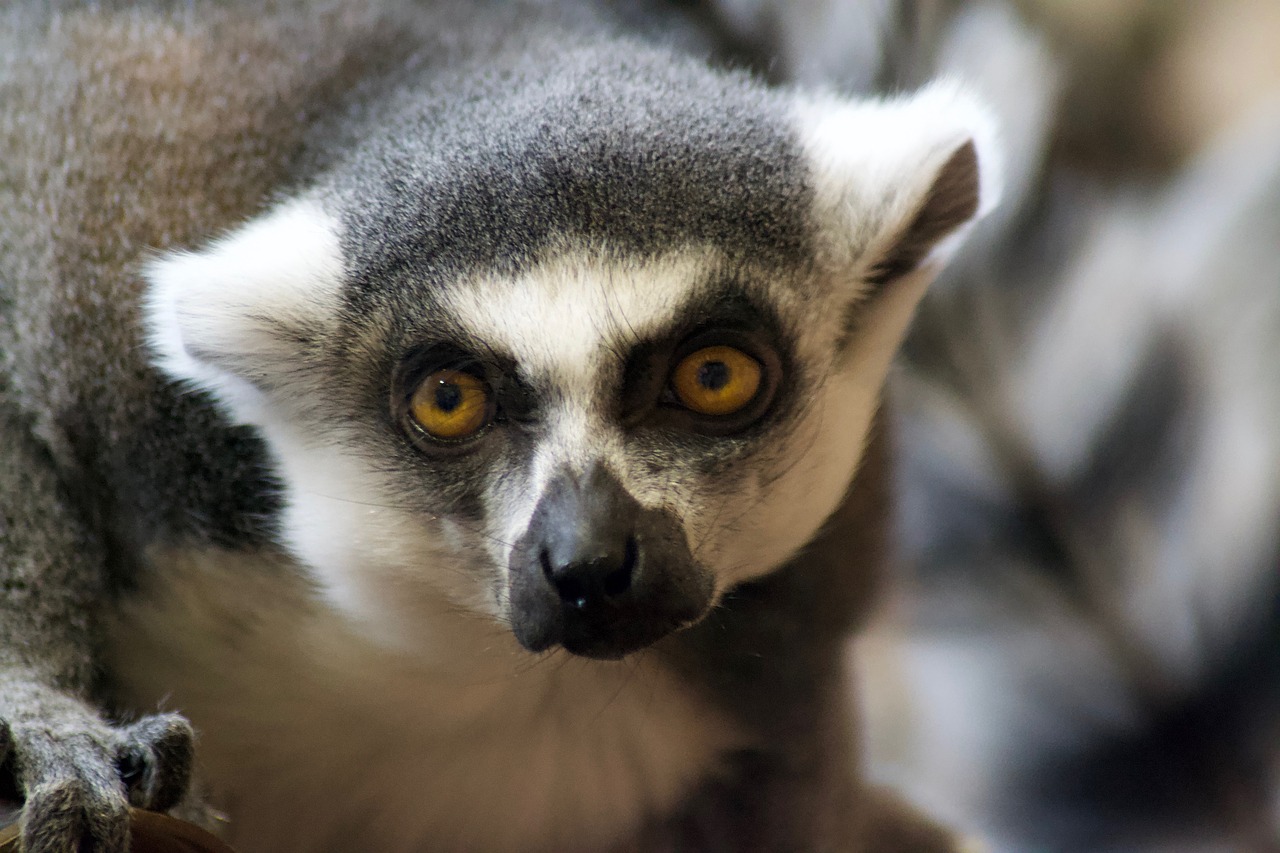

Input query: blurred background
[693,1,1280,849]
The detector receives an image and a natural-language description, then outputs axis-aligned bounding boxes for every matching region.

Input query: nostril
[602,536,638,598]
[558,576,590,609]
[539,547,554,581]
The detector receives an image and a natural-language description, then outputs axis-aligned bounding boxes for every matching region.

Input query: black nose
[527,465,642,613]
[541,534,638,608]
[507,465,714,659]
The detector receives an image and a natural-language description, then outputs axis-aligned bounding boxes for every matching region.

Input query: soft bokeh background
[1021,0,1280,174]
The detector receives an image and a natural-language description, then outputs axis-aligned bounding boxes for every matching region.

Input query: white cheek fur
[695,267,936,588]
[144,197,345,426]
[143,197,505,648]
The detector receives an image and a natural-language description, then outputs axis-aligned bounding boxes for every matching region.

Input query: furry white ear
[144,199,345,422]
[794,79,1002,281]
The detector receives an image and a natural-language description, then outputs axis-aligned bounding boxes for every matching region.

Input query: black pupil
[697,361,730,391]
[434,381,463,412]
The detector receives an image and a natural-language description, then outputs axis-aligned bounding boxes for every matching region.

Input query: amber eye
[670,345,763,417]
[408,369,492,441]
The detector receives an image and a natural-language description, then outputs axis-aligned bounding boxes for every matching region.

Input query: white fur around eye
[144,198,346,424]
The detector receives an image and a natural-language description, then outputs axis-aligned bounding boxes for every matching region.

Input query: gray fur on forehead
[322,35,815,290]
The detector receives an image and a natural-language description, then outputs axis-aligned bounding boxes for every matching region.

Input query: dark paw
[0,706,194,853]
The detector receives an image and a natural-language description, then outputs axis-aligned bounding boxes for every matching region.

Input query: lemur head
[147,57,998,659]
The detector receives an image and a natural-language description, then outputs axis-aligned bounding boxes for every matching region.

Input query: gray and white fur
[0,1,999,851]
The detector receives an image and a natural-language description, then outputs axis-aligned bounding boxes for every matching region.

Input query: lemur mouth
[506,465,714,660]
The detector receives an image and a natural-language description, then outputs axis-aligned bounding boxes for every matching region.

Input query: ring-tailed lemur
[0,1,1000,851]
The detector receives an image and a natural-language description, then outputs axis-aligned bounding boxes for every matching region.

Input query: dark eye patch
[391,343,535,453]
[616,286,792,437]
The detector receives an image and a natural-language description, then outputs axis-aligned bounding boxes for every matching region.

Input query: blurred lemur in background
[0,1,1001,851]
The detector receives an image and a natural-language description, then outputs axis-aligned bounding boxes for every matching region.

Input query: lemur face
[380,247,880,659]
[148,79,997,656]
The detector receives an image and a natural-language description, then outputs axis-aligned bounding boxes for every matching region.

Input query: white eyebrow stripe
[440,247,721,402]
[445,248,724,554]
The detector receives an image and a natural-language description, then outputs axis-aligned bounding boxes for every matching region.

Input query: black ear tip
[867,138,983,287]
[930,139,982,231]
